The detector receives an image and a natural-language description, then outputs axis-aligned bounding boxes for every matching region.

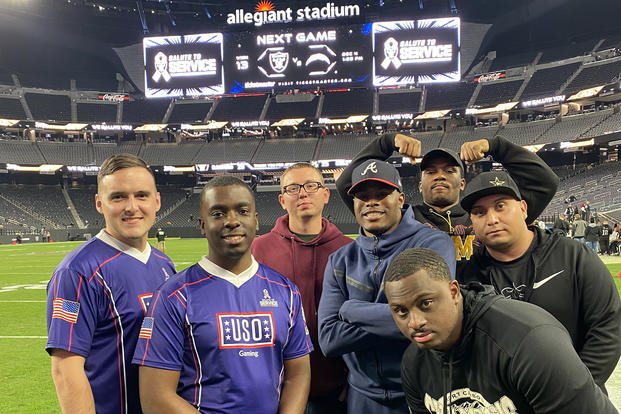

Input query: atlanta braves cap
[347,159,403,196]
[420,148,465,172]
[460,171,522,212]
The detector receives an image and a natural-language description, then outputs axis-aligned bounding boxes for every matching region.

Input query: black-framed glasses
[282,181,323,195]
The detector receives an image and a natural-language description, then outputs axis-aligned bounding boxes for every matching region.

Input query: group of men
[46,130,620,413]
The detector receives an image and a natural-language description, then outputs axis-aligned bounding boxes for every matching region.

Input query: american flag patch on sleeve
[139,317,154,339]
[52,298,80,324]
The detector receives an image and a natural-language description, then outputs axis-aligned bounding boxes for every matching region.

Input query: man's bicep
[50,349,95,413]
[139,366,181,393]
[283,355,311,379]
[51,348,86,373]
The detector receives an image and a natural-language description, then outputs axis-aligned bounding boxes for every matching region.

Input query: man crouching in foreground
[384,247,617,414]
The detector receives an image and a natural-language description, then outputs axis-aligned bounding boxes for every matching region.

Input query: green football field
[0,238,619,413]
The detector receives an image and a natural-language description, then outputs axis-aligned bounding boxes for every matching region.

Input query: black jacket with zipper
[401,283,617,414]
[461,226,621,390]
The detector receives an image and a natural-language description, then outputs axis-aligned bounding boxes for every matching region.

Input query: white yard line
[0,336,47,339]
[0,300,46,303]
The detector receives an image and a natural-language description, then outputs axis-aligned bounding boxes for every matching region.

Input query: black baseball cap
[460,171,522,212]
[347,159,403,196]
[420,148,465,172]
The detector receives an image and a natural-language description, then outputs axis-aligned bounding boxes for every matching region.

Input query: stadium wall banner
[97,93,130,102]
[521,95,565,108]
[231,121,270,128]
[472,71,506,83]
[91,124,133,131]
[598,81,621,98]
[372,113,414,122]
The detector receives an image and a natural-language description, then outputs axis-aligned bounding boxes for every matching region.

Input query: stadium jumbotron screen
[144,33,225,98]
[373,18,460,86]
[223,25,371,93]
[142,17,460,97]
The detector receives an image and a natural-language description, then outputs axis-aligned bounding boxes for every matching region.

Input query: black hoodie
[401,283,617,414]
[462,226,621,390]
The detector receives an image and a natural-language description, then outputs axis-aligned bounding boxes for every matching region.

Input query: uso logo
[217,312,275,349]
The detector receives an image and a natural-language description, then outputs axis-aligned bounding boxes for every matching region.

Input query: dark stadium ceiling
[67,0,526,20]
[1,0,620,53]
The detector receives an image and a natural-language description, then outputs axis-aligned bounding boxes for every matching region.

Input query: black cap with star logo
[460,170,522,213]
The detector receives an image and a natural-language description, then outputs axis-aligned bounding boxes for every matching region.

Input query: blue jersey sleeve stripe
[173,292,187,309]
[87,251,123,283]
[255,272,293,290]
[148,291,162,317]
[67,275,85,352]
[167,275,215,299]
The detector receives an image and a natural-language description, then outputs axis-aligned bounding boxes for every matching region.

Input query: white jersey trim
[96,230,152,264]
[197,256,259,288]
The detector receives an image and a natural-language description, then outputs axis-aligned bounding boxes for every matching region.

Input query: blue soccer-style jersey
[133,257,313,414]
[46,230,176,414]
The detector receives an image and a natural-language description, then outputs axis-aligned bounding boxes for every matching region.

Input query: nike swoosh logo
[533,270,565,289]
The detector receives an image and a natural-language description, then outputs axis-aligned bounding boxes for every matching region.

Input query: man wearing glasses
[253,162,353,414]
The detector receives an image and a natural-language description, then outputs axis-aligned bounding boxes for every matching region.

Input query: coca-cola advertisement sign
[98,93,130,102]
[473,71,506,83]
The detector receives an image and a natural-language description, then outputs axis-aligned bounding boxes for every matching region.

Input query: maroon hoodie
[252,215,352,398]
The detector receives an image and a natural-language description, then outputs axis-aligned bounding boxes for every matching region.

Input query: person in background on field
[572,213,588,243]
[46,153,175,414]
[585,217,599,253]
[610,224,620,255]
[553,213,570,236]
[252,162,352,414]
[156,227,166,253]
[384,248,617,414]
[599,219,612,255]
[134,176,312,414]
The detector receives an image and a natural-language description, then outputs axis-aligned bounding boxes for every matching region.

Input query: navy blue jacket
[318,205,455,405]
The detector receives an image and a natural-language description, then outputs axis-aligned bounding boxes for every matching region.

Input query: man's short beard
[429,194,456,208]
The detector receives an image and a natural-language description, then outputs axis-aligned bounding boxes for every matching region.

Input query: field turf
[0,238,619,413]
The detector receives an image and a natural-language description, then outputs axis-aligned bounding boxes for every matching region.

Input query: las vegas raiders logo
[217,312,275,349]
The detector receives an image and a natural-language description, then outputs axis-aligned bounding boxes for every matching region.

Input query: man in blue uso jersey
[133,176,312,414]
[46,153,176,414]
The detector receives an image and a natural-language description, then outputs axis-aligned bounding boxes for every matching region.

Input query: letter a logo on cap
[362,162,378,176]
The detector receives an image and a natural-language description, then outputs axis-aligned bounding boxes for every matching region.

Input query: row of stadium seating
[488,36,621,71]
[543,162,621,219]
[2,157,619,236]
[2,107,621,165]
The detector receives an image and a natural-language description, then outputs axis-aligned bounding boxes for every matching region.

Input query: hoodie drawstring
[442,353,454,414]
[429,208,454,234]
[289,236,297,284]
